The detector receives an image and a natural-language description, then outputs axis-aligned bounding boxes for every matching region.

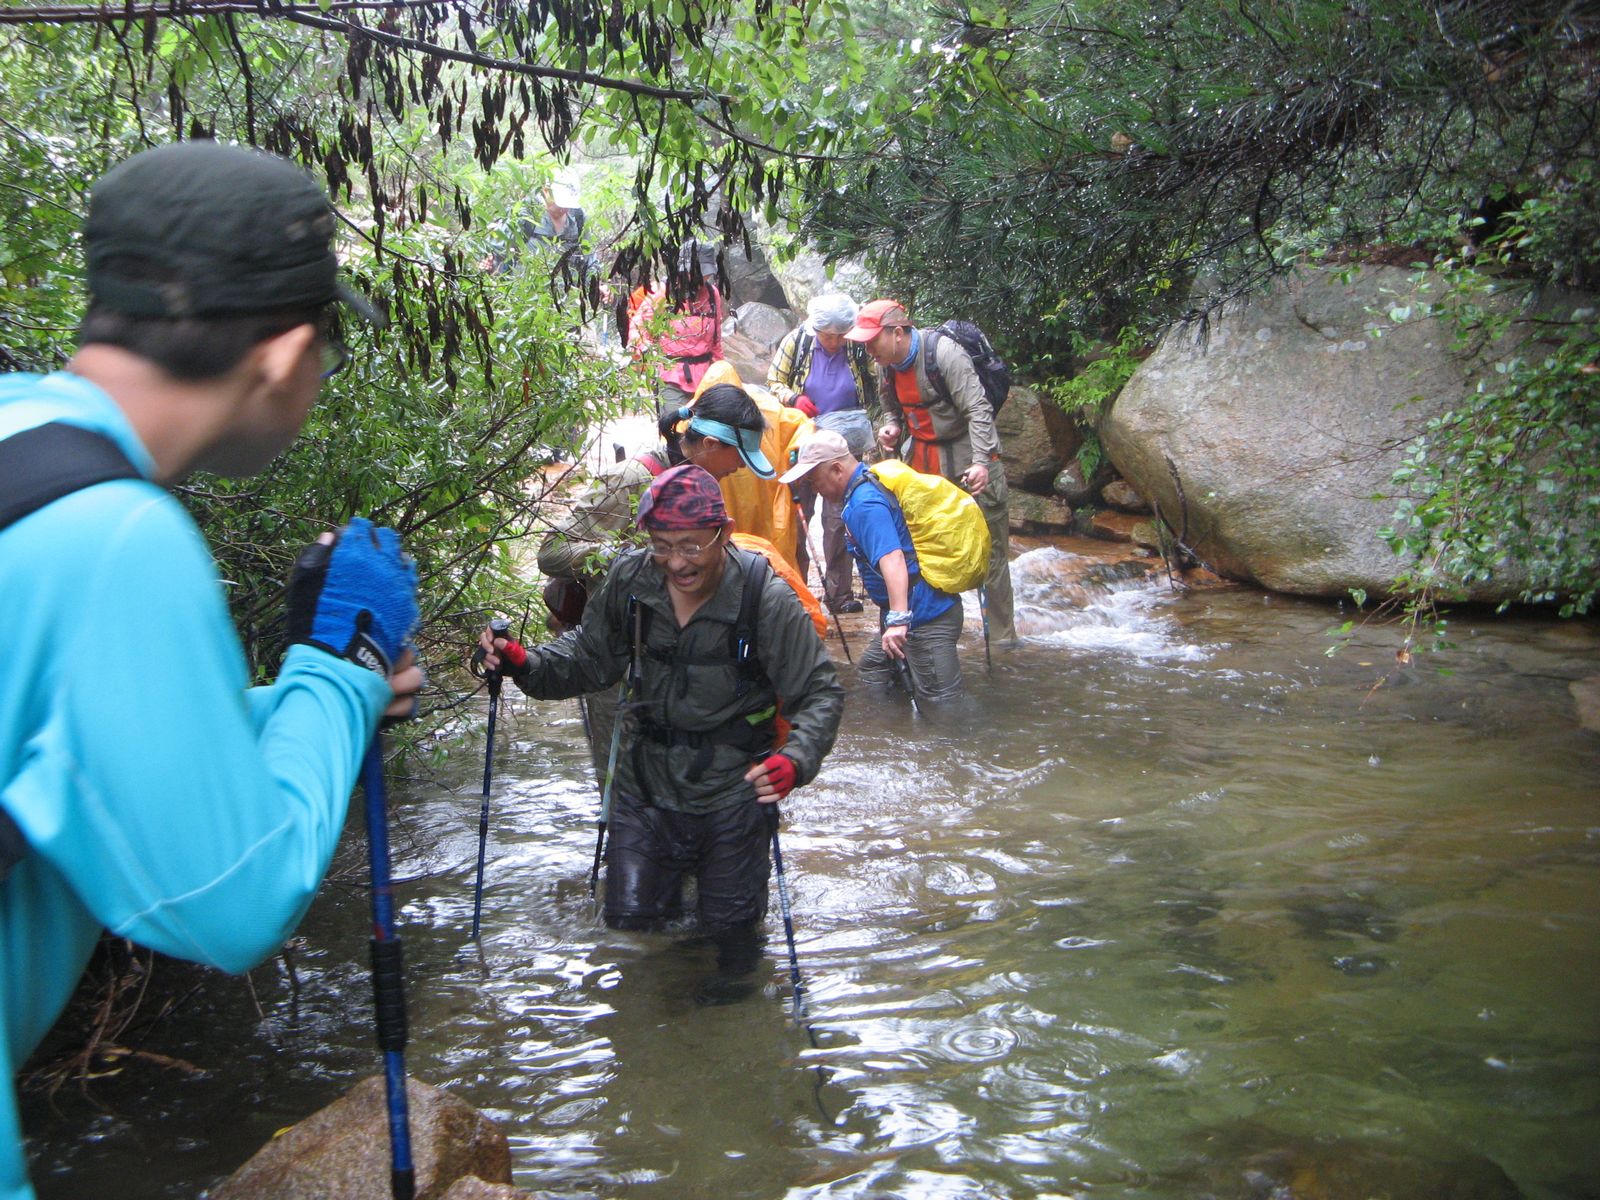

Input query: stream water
[22,547,1600,1199]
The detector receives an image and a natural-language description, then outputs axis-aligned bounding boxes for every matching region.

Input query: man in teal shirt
[0,142,422,1199]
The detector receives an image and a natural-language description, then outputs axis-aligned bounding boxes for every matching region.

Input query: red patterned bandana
[636,463,730,530]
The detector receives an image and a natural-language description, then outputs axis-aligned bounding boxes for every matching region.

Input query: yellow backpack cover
[865,459,991,594]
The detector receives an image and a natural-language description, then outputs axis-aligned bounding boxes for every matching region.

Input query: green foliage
[801,0,1600,373]
[1041,327,1144,477]
[0,16,656,725]
[1045,327,1145,416]
[1377,197,1600,628]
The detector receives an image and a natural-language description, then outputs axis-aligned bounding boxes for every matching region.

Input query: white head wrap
[806,292,858,334]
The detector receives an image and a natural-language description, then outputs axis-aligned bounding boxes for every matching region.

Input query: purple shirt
[803,341,859,416]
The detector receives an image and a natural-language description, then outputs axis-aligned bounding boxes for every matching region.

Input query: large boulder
[1103,264,1579,601]
[719,330,776,389]
[766,245,876,312]
[995,384,1085,495]
[721,242,792,310]
[208,1075,512,1200]
[734,301,797,356]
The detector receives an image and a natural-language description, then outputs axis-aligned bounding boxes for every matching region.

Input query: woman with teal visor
[666,383,776,479]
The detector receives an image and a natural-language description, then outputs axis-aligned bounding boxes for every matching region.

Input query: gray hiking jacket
[879,331,1008,513]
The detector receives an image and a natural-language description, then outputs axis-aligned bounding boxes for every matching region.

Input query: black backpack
[923,319,1012,416]
[0,422,142,880]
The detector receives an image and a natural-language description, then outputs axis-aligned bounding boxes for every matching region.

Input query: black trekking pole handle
[880,612,921,716]
[469,617,511,680]
[470,619,509,940]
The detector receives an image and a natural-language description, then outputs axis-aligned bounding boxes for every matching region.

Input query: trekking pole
[769,816,819,1049]
[794,498,852,663]
[468,618,509,941]
[360,738,416,1200]
[880,612,922,717]
[589,680,627,905]
[977,585,993,673]
[591,598,643,908]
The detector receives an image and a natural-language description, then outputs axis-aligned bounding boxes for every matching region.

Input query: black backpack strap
[730,546,772,688]
[794,329,815,385]
[922,327,950,406]
[0,422,141,535]
[0,422,141,880]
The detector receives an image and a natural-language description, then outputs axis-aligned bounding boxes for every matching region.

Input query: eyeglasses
[647,532,722,562]
[320,338,351,379]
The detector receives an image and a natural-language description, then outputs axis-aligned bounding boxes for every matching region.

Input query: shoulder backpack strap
[731,547,772,682]
[922,327,950,405]
[0,422,141,881]
[633,451,667,478]
[796,329,815,375]
[0,422,140,535]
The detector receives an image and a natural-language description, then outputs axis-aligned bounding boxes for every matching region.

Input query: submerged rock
[1181,1124,1525,1200]
[207,1075,515,1200]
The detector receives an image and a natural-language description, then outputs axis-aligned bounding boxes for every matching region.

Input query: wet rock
[1103,264,1592,602]
[1088,510,1142,543]
[733,300,795,354]
[1130,519,1166,552]
[765,245,876,313]
[720,329,776,387]
[721,241,793,310]
[1053,460,1102,505]
[1102,478,1152,513]
[1232,1139,1523,1199]
[441,1180,535,1200]
[208,1075,512,1200]
[1571,675,1600,733]
[1182,1125,1525,1200]
[996,385,1084,493]
[1009,489,1079,534]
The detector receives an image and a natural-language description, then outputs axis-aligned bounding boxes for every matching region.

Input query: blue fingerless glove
[287,517,419,675]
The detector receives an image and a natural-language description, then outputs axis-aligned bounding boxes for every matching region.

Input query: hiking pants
[795,479,856,609]
[604,791,772,937]
[859,603,965,704]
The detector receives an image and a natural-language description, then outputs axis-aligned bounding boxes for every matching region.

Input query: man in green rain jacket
[478,464,843,1002]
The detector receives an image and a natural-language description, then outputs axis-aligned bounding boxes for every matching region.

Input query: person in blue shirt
[780,430,965,705]
[0,141,422,1200]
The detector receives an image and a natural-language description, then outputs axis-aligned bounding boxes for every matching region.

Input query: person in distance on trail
[846,299,1016,644]
[766,293,880,615]
[629,240,726,417]
[478,464,843,1004]
[535,381,777,786]
[781,430,966,706]
[0,141,423,1200]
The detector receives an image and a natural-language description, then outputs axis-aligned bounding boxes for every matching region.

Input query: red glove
[500,638,530,676]
[759,753,797,800]
[794,395,818,419]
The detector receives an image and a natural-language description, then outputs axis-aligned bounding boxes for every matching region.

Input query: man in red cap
[846,299,1016,644]
[478,464,842,1003]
